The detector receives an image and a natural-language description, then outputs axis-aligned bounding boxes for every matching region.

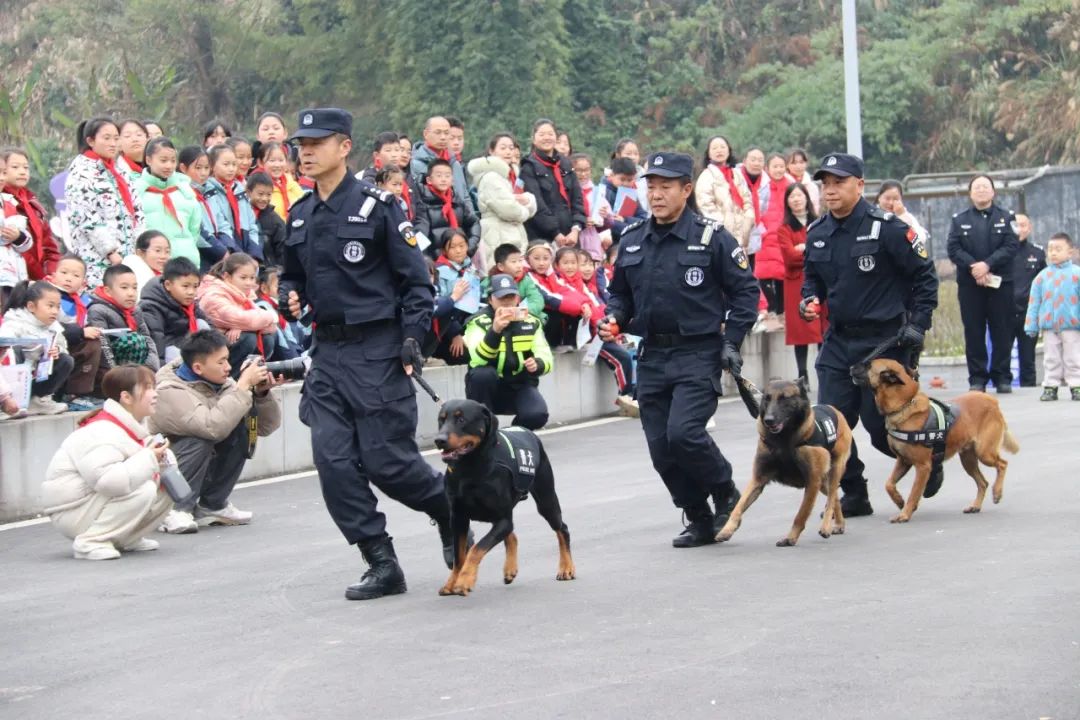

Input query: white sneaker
[120,537,160,552]
[158,510,198,534]
[28,396,68,415]
[195,502,253,526]
[616,395,640,418]
[73,544,121,561]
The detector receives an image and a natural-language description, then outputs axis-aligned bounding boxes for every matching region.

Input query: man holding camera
[463,273,553,429]
[151,329,282,534]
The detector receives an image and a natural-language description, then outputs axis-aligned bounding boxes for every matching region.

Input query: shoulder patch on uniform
[398,221,418,246]
[906,226,928,259]
[622,219,645,234]
[731,245,749,270]
[361,185,393,204]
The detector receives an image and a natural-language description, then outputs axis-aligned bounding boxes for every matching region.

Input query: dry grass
[924,280,964,357]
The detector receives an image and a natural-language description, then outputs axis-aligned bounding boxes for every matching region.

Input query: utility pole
[842,0,864,158]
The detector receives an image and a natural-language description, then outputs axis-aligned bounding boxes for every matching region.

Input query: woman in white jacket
[468,133,537,271]
[42,365,174,560]
[694,135,755,247]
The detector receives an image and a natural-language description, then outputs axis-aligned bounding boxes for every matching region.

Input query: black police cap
[489,274,520,298]
[642,152,693,180]
[813,152,864,181]
[290,108,353,140]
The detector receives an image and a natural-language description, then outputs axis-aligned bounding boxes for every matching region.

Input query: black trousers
[300,328,445,545]
[465,366,549,430]
[32,354,74,397]
[958,282,1014,387]
[816,329,903,498]
[170,421,249,513]
[1012,310,1038,386]
[636,342,735,512]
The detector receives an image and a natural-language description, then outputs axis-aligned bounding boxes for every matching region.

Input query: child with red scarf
[196,253,278,378]
[246,173,286,268]
[413,159,480,259]
[254,265,303,361]
[48,255,104,407]
[0,280,74,415]
[526,242,587,351]
[2,148,61,280]
[87,264,160,383]
[202,145,261,261]
[255,142,305,222]
[139,257,209,365]
[754,153,791,324]
[554,247,637,412]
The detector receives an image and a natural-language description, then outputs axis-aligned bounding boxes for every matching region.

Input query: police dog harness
[495,427,542,501]
[802,405,841,451]
[887,398,957,468]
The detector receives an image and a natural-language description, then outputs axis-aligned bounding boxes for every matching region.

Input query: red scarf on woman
[507,167,523,195]
[425,182,459,229]
[193,188,217,233]
[83,150,136,221]
[713,163,747,211]
[740,167,762,224]
[81,409,142,443]
[532,151,569,205]
[144,185,181,225]
[272,174,291,214]
[221,180,244,237]
[3,185,47,245]
[93,286,138,331]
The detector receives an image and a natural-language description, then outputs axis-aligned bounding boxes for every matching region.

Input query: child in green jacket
[481,243,546,322]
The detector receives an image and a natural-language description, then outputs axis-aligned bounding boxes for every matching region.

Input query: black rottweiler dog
[433,399,575,596]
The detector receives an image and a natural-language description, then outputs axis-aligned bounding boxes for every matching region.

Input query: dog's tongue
[769,422,785,434]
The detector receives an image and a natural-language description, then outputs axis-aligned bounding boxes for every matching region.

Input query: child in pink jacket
[196,252,277,377]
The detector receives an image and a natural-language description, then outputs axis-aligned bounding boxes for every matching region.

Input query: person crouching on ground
[42,365,174,560]
[150,329,281,534]
[463,273,552,429]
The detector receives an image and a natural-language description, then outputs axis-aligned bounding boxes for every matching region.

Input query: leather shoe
[840,494,873,517]
[672,506,717,548]
[346,535,407,601]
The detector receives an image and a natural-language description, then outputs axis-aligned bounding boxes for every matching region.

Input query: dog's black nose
[434,436,448,450]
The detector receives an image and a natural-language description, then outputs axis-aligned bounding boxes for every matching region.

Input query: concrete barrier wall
[0,332,807,523]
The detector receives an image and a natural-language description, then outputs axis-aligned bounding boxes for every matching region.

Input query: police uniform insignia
[358,196,376,220]
[624,244,641,253]
[858,255,876,272]
[303,114,314,126]
[291,218,304,228]
[906,227,929,259]
[684,267,704,286]
[701,223,714,247]
[813,240,825,248]
[826,156,838,166]
[731,246,749,270]
[654,156,664,166]
[398,221,417,246]
[343,241,365,263]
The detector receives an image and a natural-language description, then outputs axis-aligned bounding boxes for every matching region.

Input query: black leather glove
[721,340,743,377]
[798,296,820,321]
[401,337,424,375]
[897,323,925,349]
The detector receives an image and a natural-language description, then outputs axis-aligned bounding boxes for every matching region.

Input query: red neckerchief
[192,188,217,233]
[179,301,199,333]
[435,255,467,276]
[2,199,15,219]
[144,184,181,225]
[532,151,569,204]
[741,167,762,224]
[298,176,315,190]
[272,174,291,214]
[508,167,523,195]
[92,286,138,330]
[454,151,462,163]
[425,182,459,229]
[373,157,383,171]
[221,180,244,237]
[51,283,87,326]
[81,409,142,444]
[426,144,450,162]
[713,163,747,210]
[581,182,592,217]
[240,295,266,356]
[83,150,136,220]
[122,154,145,173]
[513,268,527,283]
[3,185,47,245]
[258,292,286,330]
[401,181,414,220]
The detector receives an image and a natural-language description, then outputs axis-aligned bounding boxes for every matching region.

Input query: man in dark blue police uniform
[600,152,759,547]
[279,108,451,601]
[799,153,939,517]
[946,174,1020,392]
[1010,214,1045,386]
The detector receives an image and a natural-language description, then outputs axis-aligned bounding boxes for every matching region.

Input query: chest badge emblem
[343,241,366,263]
[684,267,705,286]
[857,255,876,272]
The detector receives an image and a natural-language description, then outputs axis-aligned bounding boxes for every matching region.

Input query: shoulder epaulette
[806,215,826,232]
[867,206,895,222]
[361,184,393,204]
[695,215,723,232]
[622,218,646,234]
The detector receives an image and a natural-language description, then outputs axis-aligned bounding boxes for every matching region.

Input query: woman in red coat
[777,182,827,381]
[2,148,61,280]
[753,153,790,326]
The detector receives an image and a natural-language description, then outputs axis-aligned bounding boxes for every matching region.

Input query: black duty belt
[314,319,395,343]
[833,317,903,339]
[645,333,716,349]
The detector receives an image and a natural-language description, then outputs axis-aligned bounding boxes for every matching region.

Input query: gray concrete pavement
[1,381,1077,719]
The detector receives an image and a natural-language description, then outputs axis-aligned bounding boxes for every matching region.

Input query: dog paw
[503,571,518,585]
[963,505,981,514]
[776,538,797,547]
[556,566,576,581]
[889,513,911,524]
[450,585,473,596]
[818,527,832,539]
[992,493,1002,504]
[439,585,456,596]
[833,525,845,535]
[715,530,733,543]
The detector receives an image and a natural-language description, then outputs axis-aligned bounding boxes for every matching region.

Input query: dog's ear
[481,404,498,437]
[797,375,810,398]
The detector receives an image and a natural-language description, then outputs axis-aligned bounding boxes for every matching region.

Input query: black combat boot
[672,504,717,548]
[346,535,407,601]
[839,492,873,518]
[711,484,742,535]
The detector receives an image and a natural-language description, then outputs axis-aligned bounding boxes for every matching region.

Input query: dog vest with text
[804,406,840,451]
[496,427,542,500]
[887,398,957,466]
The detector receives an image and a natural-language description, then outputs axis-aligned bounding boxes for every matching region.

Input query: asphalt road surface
[2,381,1077,719]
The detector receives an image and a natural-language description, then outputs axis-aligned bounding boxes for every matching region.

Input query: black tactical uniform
[802,153,939,516]
[279,108,450,601]
[1012,237,1046,386]
[606,152,760,548]
[947,198,1020,390]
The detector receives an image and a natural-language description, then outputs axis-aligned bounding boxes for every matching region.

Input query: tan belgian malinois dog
[865,359,1020,523]
[716,378,852,547]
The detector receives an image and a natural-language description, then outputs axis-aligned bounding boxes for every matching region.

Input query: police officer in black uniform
[1010,214,1045,386]
[600,152,759,547]
[800,153,939,517]
[946,174,1021,392]
[279,108,452,601]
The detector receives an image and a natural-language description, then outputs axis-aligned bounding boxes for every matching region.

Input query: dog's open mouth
[440,441,476,462]
[766,422,785,434]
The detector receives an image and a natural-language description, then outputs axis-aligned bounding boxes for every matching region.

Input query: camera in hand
[245,354,307,381]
